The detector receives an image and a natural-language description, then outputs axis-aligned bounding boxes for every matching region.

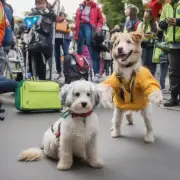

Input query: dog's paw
[148,90,163,106]
[57,162,72,171]
[111,127,121,138]
[101,101,114,109]
[88,159,104,169]
[144,131,155,144]
[99,84,114,109]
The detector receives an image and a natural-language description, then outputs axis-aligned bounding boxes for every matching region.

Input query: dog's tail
[18,147,44,162]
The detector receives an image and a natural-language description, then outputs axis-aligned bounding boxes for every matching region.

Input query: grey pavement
[1,105,180,180]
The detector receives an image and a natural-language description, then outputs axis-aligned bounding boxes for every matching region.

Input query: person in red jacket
[75,0,103,63]
[0,0,5,76]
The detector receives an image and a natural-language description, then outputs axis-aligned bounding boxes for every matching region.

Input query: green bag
[152,47,162,63]
[15,80,62,111]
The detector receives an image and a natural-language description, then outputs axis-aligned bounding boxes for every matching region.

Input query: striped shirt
[81,6,90,23]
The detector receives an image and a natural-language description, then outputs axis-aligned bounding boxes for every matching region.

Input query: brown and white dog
[100,32,163,143]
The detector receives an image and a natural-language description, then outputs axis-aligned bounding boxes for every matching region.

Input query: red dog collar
[71,110,93,118]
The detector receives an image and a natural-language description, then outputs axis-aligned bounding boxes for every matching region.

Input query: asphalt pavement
[0,104,180,180]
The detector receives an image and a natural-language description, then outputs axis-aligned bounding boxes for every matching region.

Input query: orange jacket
[102,67,160,111]
[0,2,5,46]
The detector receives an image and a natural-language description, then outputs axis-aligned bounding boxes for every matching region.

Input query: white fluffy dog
[100,32,163,143]
[18,80,103,171]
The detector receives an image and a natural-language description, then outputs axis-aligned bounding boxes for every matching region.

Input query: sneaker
[161,89,170,94]
[53,73,65,84]
[94,74,100,82]
[164,98,179,107]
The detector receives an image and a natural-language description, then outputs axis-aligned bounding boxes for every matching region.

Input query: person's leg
[0,77,17,94]
[36,53,46,80]
[77,24,85,55]
[146,63,157,76]
[100,57,104,77]
[164,50,180,107]
[91,49,97,75]
[0,47,6,76]
[160,62,169,90]
[141,48,148,66]
[62,39,71,56]
[146,48,157,76]
[55,38,61,74]
[84,24,93,65]
[92,50,101,81]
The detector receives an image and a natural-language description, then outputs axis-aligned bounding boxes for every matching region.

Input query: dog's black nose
[118,47,123,54]
[81,102,87,108]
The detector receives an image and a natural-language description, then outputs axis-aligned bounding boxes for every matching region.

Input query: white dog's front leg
[141,104,154,143]
[111,107,124,138]
[57,137,73,171]
[99,84,114,109]
[148,90,163,106]
[87,135,104,169]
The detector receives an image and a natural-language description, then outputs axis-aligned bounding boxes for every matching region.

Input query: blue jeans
[160,63,169,89]
[92,50,100,75]
[0,76,17,94]
[77,23,93,60]
[63,39,71,55]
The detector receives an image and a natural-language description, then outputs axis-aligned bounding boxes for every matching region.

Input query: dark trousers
[29,52,46,80]
[55,38,64,74]
[92,49,100,74]
[142,47,157,76]
[168,49,180,98]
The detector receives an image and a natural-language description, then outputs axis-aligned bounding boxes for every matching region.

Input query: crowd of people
[0,0,180,108]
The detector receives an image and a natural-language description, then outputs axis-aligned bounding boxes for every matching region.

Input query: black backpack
[63,53,89,84]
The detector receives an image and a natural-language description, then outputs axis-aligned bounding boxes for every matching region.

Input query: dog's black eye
[87,92,90,96]
[75,92,80,97]
[126,40,131,44]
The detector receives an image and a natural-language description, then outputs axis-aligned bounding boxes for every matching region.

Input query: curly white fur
[18,80,103,171]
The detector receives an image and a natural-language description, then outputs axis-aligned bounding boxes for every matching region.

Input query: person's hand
[167,18,176,26]
[96,27,101,32]
[56,16,65,23]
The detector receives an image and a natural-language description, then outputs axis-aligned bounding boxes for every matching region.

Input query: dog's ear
[94,86,101,107]
[95,90,101,106]
[131,32,143,43]
[60,84,71,107]
[110,32,120,48]
[89,83,101,107]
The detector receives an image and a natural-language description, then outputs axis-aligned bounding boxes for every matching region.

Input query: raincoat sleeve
[159,4,168,30]
[97,7,103,28]
[140,68,161,97]
[0,3,4,46]
[101,73,118,90]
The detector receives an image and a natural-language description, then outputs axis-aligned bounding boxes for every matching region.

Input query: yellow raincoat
[102,67,160,110]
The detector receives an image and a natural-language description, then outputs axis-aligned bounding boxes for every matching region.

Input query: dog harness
[51,109,93,138]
